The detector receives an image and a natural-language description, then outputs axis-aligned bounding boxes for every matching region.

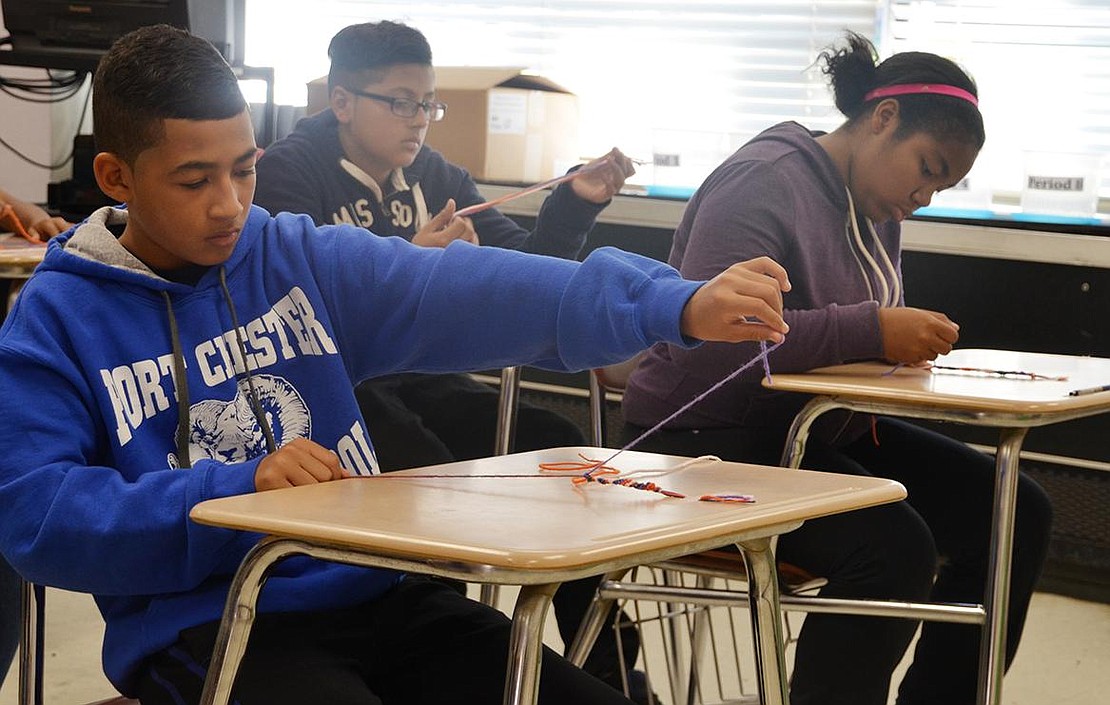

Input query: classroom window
[244,0,1110,210]
[884,0,1110,214]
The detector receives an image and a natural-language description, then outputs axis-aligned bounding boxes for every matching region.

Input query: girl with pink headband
[623,30,1050,705]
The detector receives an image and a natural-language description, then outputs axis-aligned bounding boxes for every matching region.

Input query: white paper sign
[488,92,527,135]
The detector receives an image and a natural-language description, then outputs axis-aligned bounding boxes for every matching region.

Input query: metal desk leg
[737,537,789,705]
[780,397,842,468]
[565,569,628,667]
[199,539,305,705]
[495,366,522,456]
[504,582,559,705]
[978,427,1027,705]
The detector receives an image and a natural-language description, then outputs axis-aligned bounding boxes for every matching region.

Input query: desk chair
[18,581,136,705]
[584,356,825,704]
[579,359,996,704]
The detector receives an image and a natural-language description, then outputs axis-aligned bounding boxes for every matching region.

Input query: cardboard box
[306,76,330,119]
[306,67,579,184]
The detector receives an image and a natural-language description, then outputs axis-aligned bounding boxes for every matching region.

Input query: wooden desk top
[764,349,1110,415]
[190,447,905,574]
[0,238,46,273]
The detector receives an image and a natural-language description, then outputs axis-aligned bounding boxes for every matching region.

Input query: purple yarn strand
[595,339,784,468]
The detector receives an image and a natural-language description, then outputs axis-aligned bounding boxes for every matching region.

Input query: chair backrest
[588,352,646,447]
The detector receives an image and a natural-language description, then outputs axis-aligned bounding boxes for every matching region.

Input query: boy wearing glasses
[255,21,632,255]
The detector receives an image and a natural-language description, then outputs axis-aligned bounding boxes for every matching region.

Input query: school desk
[0,238,46,315]
[189,447,906,705]
[765,348,1110,705]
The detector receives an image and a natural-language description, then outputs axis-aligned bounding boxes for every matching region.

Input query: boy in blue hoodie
[0,24,789,705]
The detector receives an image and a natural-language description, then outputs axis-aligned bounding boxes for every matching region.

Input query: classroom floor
[1,584,1107,705]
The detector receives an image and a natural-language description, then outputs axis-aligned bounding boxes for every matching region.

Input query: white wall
[0,10,76,205]
[0,67,57,204]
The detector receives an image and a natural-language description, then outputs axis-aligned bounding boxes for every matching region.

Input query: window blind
[245,1,879,189]
[885,0,1110,202]
[245,1,1109,203]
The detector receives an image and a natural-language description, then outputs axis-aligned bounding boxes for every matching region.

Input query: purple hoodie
[623,121,902,437]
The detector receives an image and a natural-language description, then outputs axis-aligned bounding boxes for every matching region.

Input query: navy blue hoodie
[0,204,701,694]
[254,109,604,258]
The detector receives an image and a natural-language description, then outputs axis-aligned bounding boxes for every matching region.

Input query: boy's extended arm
[313,223,786,381]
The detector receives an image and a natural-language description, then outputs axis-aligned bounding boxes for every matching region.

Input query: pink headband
[863,83,979,107]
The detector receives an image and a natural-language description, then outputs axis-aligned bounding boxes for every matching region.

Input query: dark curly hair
[818,31,985,149]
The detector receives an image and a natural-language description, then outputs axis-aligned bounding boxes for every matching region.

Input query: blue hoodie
[0,204,700,694]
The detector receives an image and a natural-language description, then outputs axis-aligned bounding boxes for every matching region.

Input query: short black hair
[327,21,433,92]
[92,24,248,165]
[818,32,985,150]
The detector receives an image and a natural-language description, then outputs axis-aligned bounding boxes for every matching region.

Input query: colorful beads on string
[586,474,686,499]
[538,454,686,498]
[539,454,758,501]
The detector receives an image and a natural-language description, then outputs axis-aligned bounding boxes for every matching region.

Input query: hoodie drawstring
[161,291,193,469]
[844,188,901,308]
[218,267,278,456]
[161,268,278,470]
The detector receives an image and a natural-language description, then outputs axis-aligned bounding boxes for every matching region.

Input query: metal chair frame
[17,580,136,705]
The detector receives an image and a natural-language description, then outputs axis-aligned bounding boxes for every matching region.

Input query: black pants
[355,372,639,688]
[623,416,1053,705]
[137,576,633,705]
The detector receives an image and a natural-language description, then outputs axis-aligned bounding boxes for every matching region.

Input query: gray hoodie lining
[64,207,167,282]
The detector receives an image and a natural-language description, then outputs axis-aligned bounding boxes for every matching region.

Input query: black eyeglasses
[346,88,447,122]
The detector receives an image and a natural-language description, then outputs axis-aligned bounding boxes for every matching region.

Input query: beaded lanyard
[536,340,781,502]
[883,361,1068,381]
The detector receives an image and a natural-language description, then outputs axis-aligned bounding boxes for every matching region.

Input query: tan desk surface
[190,447,905,574]
[765,349,1110,415]
[0,239,46,273]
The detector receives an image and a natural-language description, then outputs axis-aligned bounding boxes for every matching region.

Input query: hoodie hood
[740,123,902,308]
[740,121,849,210]
[45,204,271,295]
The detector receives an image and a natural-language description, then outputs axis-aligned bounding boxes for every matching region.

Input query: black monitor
[0,0,244,72]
